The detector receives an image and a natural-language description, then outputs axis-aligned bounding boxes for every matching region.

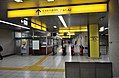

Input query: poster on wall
[32,40,39,50]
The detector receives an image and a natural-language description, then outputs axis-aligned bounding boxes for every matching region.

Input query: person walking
[21,43,27,55]
[0,45,3,60]
[80,45,84,56]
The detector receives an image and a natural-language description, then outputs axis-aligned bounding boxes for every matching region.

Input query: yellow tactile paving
[0,66,64,72]
[23,66,45,71]
[33,55,49,66]
[0,55,64,72]
[43,68,65,72]
[0,67,24,71]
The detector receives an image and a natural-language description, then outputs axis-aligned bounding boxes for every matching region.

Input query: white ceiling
[39,12,108,32]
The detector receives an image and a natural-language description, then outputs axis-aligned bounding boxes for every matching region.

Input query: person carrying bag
[0,45,3,60]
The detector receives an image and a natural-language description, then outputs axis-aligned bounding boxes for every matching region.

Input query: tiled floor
[0,45,111,78]
[0,55,41,67]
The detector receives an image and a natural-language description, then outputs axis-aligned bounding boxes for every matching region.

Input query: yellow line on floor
[0,66,64,72]
[0,53,65,72]
[0,67,25,71]
[43,68,65,72]
[23,66,45,71]
[32,55,49,66]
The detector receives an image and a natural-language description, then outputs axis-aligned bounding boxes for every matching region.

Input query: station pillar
[89,24,99,58]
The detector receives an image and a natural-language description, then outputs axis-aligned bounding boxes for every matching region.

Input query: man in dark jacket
[0,45,3,60]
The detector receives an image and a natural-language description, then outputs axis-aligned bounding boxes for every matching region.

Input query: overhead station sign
[8,3,107,18]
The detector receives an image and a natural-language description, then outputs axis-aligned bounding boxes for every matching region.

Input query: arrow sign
[36,9,41,15]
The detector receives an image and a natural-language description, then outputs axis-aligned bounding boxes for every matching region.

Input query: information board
[32,40,39,50]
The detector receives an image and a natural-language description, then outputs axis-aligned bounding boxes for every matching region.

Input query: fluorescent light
[68,33,75,35]
[0,20,30,29]
[105,27,108,30]
[53,26,57,28]
[59,33,75,35]
[14,0,23,2]
[58,16,67,28]
[47,0,54,2]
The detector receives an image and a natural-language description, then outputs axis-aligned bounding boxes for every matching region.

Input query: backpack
[0,45,3,52]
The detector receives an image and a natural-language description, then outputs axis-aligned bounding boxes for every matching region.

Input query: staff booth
[29,31,53,55]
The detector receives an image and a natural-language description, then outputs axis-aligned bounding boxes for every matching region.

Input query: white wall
[109,0,119,77]
[0,29,15,56]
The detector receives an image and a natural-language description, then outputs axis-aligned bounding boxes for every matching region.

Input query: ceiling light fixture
[0,20,30,29]
[14,0,23,2]
[58,16,67,28]
[53,26,57,28]
[99,26,104,32]
[47,0,54,2]
[105,27,108,30]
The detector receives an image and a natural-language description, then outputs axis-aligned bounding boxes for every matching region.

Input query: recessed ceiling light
[14,0,23,2]
[53,26,57,28]
[47,0,54,2]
